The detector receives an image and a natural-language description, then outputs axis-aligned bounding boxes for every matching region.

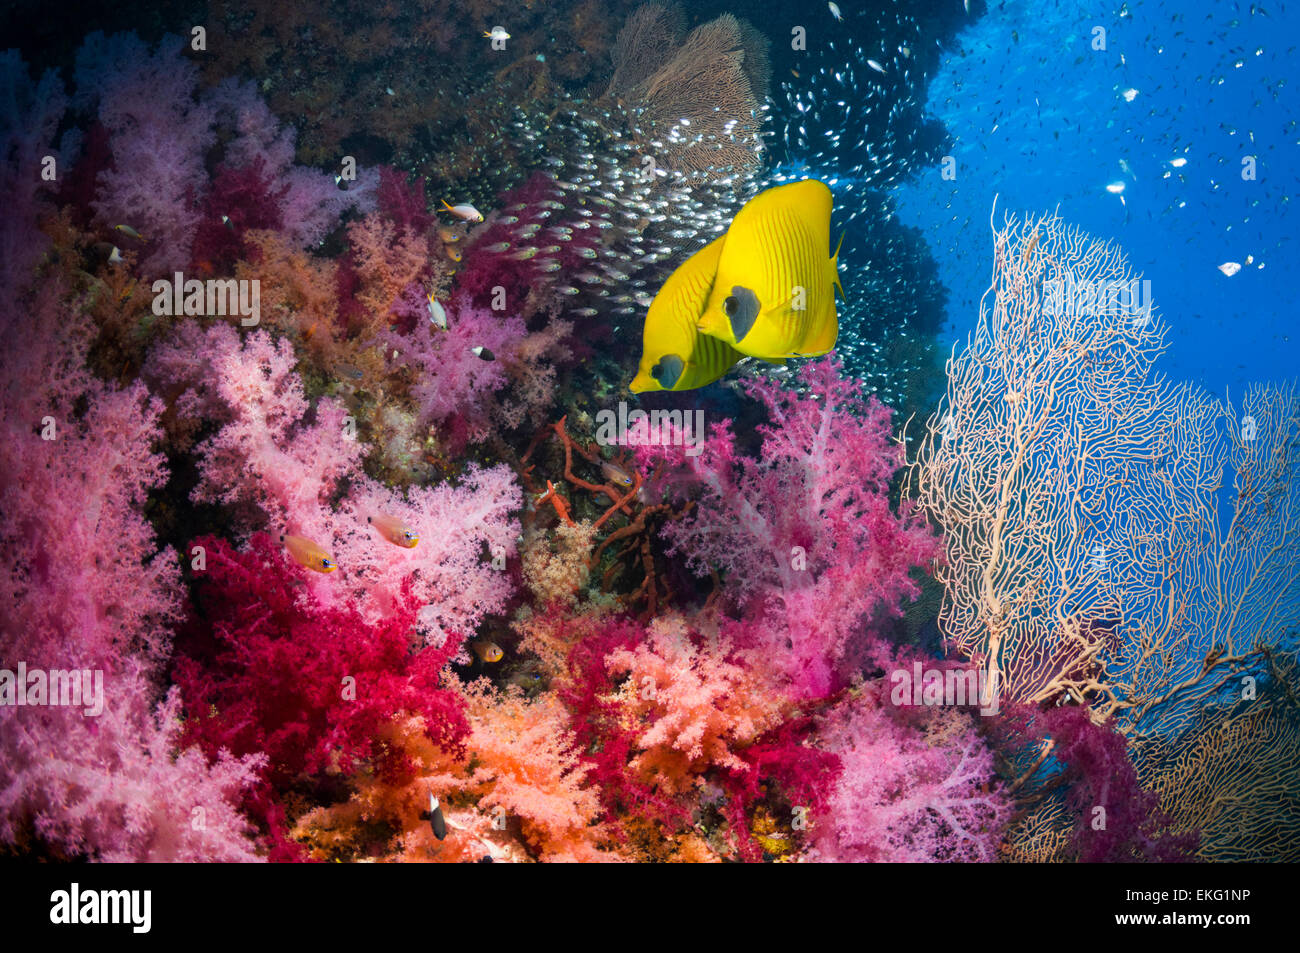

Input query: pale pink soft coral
[280,165,380,249]
[72,35,376,271]
[202,77,297,176]
[810,692,1011,863]
[7,684,264,862]
[146,321,521,640]
[74,32,215,276]
[0,287,262,861]
[146,322,364,533]
[325,470,520,644]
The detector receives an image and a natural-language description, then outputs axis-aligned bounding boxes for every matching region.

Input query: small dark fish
[471,346,495,361]
[428,794,447,840]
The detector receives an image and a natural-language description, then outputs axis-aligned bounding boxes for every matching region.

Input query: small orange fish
[440,200,484,223]
[471,640,504,663]
[281,534,337,573]
[368,513,419,548]
[600,460,634,487]
[437,227,461,244]
[445,244,463,263]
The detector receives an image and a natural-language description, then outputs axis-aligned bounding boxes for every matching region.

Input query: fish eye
[321,559,334,569]
[650,363,663,379]
[724,295,738,316]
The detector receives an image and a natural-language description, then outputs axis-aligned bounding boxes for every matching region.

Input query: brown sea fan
[606,4,769,180]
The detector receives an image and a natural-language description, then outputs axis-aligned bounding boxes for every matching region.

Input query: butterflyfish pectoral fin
[830,231,846,300]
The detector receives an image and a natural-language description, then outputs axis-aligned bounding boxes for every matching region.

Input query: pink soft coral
[74,32,215,275]
[604,615,787,788]
[324,468,520,643]
[640,358,941,699]
[146,321,521,640]
[146,322,364,532]
[0,284,261,861]
[811,689,1010,862]
[199,76,379,252]
[388,300,571,447]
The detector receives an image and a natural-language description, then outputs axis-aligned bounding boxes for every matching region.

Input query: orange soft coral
[460,680,626,862]
[604,615,788,793]
[291,681,627,863]
[238,229,338,338]
[346,213,430,320]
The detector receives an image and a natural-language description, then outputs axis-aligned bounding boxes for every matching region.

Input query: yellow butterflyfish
[630,237,746,393]
[696,180,844,360]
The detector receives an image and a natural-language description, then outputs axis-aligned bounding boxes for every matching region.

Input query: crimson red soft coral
[376,165,435,237]
[555,615,694,836]
[191,157,289,273]
[175,534,470,846]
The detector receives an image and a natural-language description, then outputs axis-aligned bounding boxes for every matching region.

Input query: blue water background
[893,0,1298,398]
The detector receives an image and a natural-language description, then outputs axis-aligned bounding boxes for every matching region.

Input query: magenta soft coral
[639,358,942,699]
[1011,705,1198,862]
[175,534,472,847]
